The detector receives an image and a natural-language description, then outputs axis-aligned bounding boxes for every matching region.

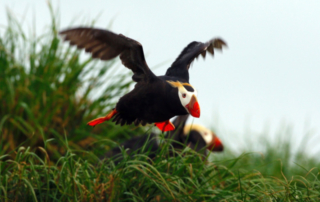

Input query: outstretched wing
[59,27,156,82]
[165,38,227,81]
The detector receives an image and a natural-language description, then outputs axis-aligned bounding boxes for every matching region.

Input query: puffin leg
[87,109,118,127]
[154,120,175,132]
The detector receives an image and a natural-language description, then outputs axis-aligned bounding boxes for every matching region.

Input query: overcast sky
[1,0,320,154]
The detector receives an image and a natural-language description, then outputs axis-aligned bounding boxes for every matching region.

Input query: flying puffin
[59,27,227,131]
[102,115,223,163]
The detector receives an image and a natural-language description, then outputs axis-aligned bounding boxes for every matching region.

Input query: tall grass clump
[0,6,143,162]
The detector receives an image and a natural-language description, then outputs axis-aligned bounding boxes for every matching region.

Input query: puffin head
[184,124,223,152]
[167,81,200,118]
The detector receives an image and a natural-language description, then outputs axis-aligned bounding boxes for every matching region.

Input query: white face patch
[184,124,213,145]
[177,87,197,111]
[166,80,198,112]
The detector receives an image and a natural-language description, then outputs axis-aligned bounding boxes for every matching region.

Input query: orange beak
[208,136,223,152]
[185,95,200,118]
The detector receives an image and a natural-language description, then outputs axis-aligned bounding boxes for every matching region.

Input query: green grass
[0,4,145,162]
[1,3,320,201]
[1,136,320,201]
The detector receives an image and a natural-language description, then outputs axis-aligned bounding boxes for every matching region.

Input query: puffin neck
[166,86,187,115]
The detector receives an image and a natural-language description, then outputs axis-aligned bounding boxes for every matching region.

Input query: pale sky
[1,1,320,154]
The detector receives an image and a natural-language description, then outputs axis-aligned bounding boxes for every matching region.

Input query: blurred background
[1,0,319,158]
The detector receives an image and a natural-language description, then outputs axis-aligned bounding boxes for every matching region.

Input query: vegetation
[0,5,144,162]
[1,4,320,201]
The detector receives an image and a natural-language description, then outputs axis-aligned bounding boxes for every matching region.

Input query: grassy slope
[1,138,320,201]
[1,4,320,202]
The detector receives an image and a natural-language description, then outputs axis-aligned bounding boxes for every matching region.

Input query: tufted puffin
[59,27,227,131]
[167,115,223,156]
[102,115,223,163]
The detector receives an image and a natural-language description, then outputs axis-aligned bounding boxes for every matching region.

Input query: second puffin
[59,27,227,131]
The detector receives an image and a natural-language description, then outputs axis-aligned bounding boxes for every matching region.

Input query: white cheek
[178,91,192,108]
[201,129,213,145]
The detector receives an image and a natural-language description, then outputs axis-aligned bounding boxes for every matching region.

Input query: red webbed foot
[87,109,118,127]
[155,120,175,132]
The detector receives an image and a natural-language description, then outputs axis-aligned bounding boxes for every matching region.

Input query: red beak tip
[186,101,201,118]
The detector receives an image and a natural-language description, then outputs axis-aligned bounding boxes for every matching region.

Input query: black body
[59,28,226,126]
[114,78,187,125]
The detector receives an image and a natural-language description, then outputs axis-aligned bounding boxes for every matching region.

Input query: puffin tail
[87,109,118,127]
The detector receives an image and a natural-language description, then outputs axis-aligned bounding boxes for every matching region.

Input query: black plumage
[59,27,227,131]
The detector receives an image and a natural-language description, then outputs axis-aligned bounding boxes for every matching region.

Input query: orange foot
[87,109,118,127]
[155,120,175,132]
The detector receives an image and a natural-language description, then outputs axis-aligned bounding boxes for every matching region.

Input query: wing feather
[165,38,227,81]
[59,27,155,82]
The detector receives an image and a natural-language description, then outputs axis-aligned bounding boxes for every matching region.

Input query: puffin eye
[182,93,186,98]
